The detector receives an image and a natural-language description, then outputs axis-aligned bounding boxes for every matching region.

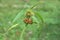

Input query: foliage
[0,0,60,40]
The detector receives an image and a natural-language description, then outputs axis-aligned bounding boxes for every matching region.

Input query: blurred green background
[0,0,60,40]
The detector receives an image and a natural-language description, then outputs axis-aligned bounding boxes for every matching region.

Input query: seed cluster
[24,18,32,24]
[24,11,33,24]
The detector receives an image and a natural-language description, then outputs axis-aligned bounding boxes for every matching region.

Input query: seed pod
[28,18,33,24]
[26,11,32,18]
[24,18,29,24]
[24,18,33,24]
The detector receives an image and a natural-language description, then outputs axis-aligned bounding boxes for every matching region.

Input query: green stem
[30,1,43,9]
[20,24,27,40]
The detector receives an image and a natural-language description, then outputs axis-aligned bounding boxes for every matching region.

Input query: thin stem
[20,24,27,40]
[30,1,44,9]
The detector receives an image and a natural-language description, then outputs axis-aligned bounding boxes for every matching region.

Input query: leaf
[8,24,18,31]
[35,12,44,23]
[4,24,18,35]
[30,1,44,9]
[32,16,39,23]
[12,9,27,23]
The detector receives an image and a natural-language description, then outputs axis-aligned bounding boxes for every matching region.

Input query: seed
[24,18,33,24]
[28,18,32,24]
[26,11,32,17]
[24,18,29,24]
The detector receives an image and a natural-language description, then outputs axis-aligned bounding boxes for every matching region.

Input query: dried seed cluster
[24,11,33,24]
[24,18,32,24]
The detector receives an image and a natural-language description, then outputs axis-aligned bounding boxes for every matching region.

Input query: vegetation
[0,0,60,40]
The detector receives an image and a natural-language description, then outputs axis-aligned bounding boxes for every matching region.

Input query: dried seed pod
[24,18,29,24]
[24,18,33,24]
[28,18,33,24]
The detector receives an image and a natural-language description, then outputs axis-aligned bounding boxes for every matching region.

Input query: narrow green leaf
[35,12,44,23]
[8,24,18,31]
[32,16,39,23]
[12,9,27,23]
[4,24,18,35]
[30,1,44,9]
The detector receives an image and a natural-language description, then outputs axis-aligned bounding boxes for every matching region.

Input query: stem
[4,24,18,35]
[30,1,43,9]
[20,24,27,40]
